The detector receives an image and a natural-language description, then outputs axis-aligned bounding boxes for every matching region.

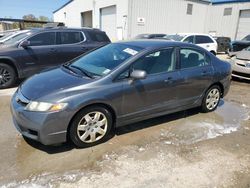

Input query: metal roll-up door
[236,10,250,40]
[100,5,117,41]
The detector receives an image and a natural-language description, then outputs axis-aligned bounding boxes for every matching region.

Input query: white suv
[165,33,218,55]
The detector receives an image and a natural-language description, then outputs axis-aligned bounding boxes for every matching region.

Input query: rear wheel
[0,63,17,89]
[69,106,113,148]
[210,51,216,56]
[201,85,221,113]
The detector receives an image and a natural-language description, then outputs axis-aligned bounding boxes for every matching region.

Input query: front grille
[232,71,250,78]
[236,63,246,67]
[15,90,30,106]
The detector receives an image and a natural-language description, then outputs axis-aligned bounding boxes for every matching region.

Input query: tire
[0,63,17,89]
[210,51,216,56]
[69,106,113,148]
[201,85,221,113]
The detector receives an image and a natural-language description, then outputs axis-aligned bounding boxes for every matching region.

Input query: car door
[195,35,216,52]
[20,31,57,75]
[177,47,214,106]
[119,47,181,120]
[55,31,90,64]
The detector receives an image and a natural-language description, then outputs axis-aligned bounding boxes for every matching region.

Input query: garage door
[236,9,250,40]
[100,6,117,41]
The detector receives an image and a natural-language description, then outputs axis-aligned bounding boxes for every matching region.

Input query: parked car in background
[135,33,167,39]
[11,40,231,147]
[164,33,218,55]
[230,46,250,80]
[229,34,250,55]
[213,36,231,53]
[0,30,30,44]
[0,27,110,89]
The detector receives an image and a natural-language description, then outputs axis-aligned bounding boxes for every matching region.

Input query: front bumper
[10,91,71,145]
[231,60,250,80]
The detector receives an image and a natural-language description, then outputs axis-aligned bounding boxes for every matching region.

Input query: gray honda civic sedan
[11,40,231,147]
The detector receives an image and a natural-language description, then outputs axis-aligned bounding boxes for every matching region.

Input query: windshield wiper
[70,65,94,79]
[62,64,78,74]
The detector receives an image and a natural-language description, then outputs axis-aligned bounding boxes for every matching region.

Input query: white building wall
[128,0,209,38]
[54,0,250,41]
[53,0,129,41]
[205,2,250,40]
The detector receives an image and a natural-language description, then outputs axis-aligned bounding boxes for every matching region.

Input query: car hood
[231,40,250,45]
[236,50,250,60]
[20,67,94,101]
[0,45,17,54]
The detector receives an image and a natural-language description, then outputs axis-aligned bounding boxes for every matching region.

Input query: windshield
[0,32,15,41]
[70,43,144,77]
[164,34,185,41]
[242,35,250,41]
[3,32,31,45]
[135,34,150,39]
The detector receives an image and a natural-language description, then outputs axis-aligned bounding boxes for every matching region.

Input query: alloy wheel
[77,111,108,143]
[206,88,220,110]
[0,67,11,86]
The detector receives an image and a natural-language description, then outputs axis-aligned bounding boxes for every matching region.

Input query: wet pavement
[0,77,250,187]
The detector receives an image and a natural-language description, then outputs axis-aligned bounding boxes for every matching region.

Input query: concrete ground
[0,55,249,188]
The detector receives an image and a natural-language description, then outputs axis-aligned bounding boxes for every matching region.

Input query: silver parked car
[230,47,250,80]
[11,40,231,148]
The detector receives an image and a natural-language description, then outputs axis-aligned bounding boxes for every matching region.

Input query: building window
[224,8,232,16]
[187,4,193,15]
[64,12,67,19]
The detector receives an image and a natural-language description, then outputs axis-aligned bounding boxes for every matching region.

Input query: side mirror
[20,40,30,48]
[130,70,147,80]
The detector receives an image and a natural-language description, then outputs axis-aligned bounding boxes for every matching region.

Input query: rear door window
[87,31,110,42]
[57,31,84,44]
[180,48,210,69]
[28,32,56,46]
[195,35,214,44]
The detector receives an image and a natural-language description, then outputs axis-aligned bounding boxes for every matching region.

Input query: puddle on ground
[2,100,249,188]
[159,101,250,145]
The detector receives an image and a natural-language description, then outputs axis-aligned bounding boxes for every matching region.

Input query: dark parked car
[229,34,250,54]
[0,27,110,89]
[135,34,167,39]
[11,40,231,147]
[214,36,231,53]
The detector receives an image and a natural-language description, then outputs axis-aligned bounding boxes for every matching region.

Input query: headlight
[230,56,236,61]
[25,101,68,112]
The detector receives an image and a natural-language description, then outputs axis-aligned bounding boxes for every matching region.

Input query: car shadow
[115,107,201,135]
[232,77,250,84]
[23,136,75,154]
[23,107,202,154]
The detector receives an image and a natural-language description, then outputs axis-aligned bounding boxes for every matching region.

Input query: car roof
[27,27,104,33]
[115,39,196,49]
[173,33,213,37]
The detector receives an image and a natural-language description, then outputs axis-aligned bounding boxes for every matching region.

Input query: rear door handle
[201,71,209,76]
[50,48,57,52]
[164,77,173,83]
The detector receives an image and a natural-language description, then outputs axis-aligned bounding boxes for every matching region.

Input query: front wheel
[201,85,221,113]
[69,106,113,148]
